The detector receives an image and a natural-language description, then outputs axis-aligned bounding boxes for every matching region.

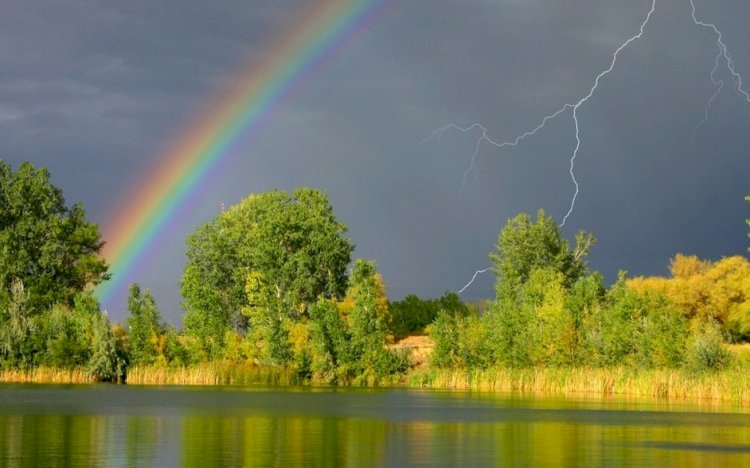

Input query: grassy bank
[124,361,750,404]
[126,362,299,386]
[0,367,96,384]
[407,366,750,403]
[4,362,750,405]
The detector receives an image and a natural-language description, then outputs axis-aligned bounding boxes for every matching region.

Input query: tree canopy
[0,161,109,312]
[628,254,750,340]
[182,188,354,354]
[490,209,595,299]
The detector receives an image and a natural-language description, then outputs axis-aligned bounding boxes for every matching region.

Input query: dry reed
[0,367,95,384]
[408,366,750,404]
[126,362,298,386]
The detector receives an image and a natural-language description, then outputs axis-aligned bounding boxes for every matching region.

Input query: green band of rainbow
[96,0,394,311]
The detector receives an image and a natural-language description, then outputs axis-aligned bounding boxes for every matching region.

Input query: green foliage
[42,295,101,368]
[489,268,578,367]
[0,279,36,368]
[390,292,468,339]
[308,260,407,384]
[347,260,392,375]
[584,277,640,366]
[14,292,119,379]
[562,273,606,364]
[243,273,294,366]
[454,315,494,369]
[635,296,689,368]
[429,311,494,369]
[309,298,350,382]
[490,209,594,301]
[181,260,232,357]
[688,320,731,371]
[163,326,189,366]
[583,276,688,368]
[0,161,108,312]
[182,188,353,358]
[126,284,164,366]
[428,312,457,368]
[430,211,697,371]
[87,311,118,381]
[628,255,750,342]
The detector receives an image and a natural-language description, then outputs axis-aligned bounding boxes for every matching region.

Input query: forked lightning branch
[424,0,750,294]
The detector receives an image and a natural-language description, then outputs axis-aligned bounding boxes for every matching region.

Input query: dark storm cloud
[0,0,748,322]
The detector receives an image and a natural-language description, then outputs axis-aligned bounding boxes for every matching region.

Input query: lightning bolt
[457,267,492,294]
[690,0,750,137]
[693,51,724,138]
[426,1,656,229]
[441,0,750,295]
[423,107,571,192]
[444,0,656,295]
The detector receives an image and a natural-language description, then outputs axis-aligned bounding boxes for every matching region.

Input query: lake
[1,384,749,466]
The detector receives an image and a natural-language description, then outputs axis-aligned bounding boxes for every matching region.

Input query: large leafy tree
[0,161,109,312]
[490,209,595,300]
[488,210,596,366]
[182,188,353,355]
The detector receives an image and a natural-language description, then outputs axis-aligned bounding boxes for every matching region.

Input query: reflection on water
[1,384,750,466]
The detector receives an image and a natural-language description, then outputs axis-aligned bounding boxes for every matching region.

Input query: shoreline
[3,364,749,405]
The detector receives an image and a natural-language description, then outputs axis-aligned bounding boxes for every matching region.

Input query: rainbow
[96,0,394,310]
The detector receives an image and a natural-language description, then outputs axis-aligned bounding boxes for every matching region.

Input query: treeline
[125,260,411,385]
[2,160,750,386]
[430,210,741,372]
[0,162,416,383]
[628,254,750,341]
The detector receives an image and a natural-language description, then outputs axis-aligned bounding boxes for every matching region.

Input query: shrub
[428,312,457,368]
[688,321,731,371]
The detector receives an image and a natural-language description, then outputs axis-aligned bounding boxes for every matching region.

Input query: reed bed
[126,362,299,386]
[407,367,750,404]
[0,367,95,384]
[5,362,747,407]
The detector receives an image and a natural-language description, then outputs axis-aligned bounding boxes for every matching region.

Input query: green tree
[0,161,109,312]
[87,311,118,381]
[182,188,353,357]
[581,274,688,368]
[126,284,163,366]
[38,294,99,369]
[429,311,458,368]
[486,210,596,367]
[346,260,405,382]
[308,260,406,383]
[488,268,569,367]
[243,271,293,365]
[490,209,594,301]
[390,292,469,339]
[0,279,35,368]
[309,298,350,382]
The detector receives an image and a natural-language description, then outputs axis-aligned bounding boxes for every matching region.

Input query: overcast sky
[1,0,749,324]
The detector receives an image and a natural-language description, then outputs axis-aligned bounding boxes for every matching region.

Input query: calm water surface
[1,384,749,466]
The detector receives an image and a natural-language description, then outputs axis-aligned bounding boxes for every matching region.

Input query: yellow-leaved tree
[628,254,750,340]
